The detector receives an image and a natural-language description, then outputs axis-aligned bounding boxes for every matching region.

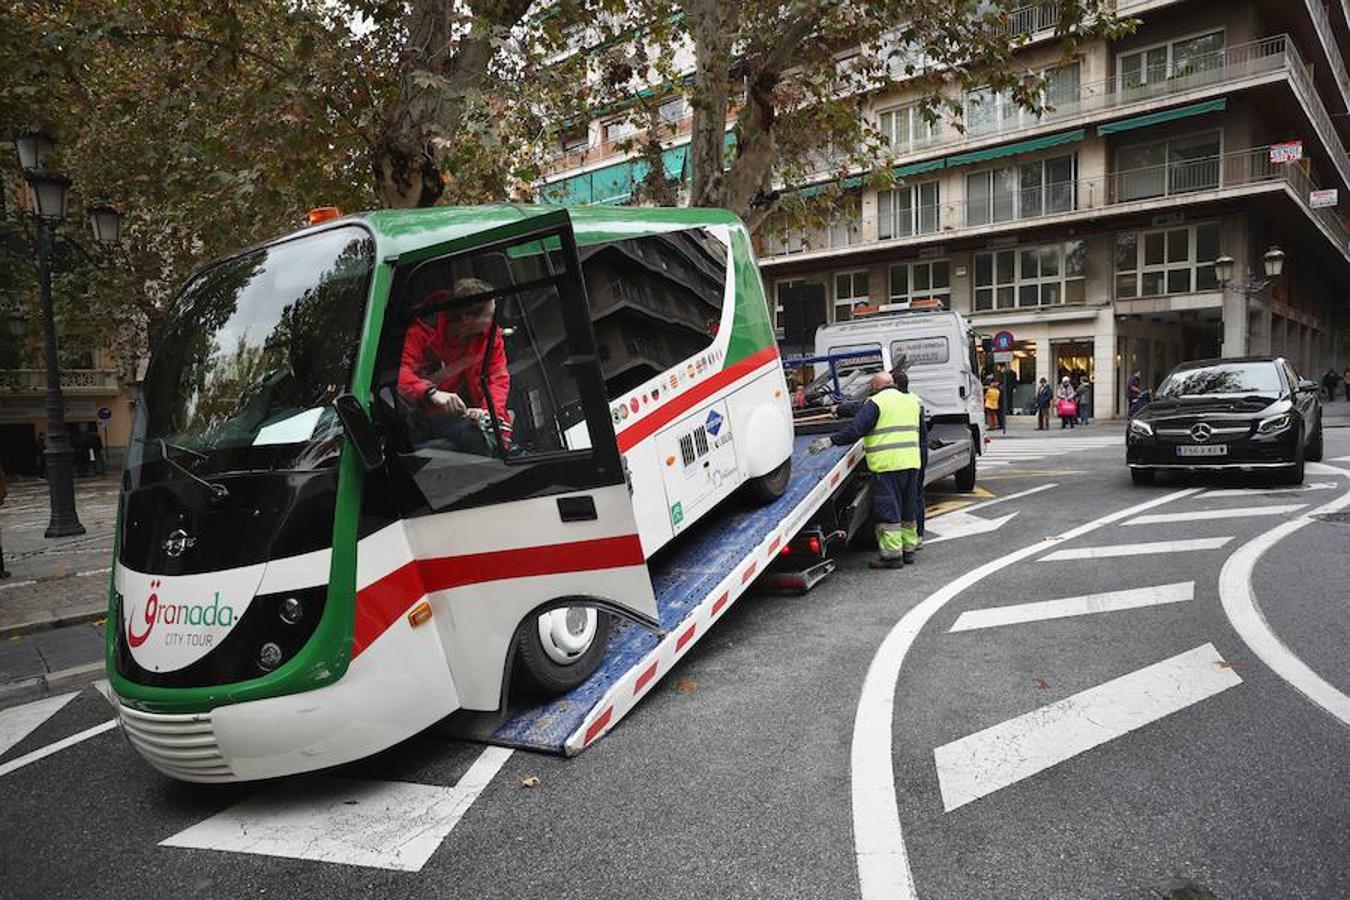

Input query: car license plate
[1177,444,1227,457]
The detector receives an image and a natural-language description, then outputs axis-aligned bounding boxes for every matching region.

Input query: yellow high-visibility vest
[863,388,921,472]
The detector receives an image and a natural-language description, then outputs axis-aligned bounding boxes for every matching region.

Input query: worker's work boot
[869,556,903,570]
[901,548,917,565]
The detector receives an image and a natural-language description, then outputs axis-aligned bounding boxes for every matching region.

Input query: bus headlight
[258,642,284,671]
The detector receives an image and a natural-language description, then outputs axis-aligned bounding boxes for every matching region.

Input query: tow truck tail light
[807,535,821,555]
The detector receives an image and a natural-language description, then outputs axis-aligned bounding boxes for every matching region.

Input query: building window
[965,62,1081,135]
[603,118,637,144]
[657,97,686,124]
[967,153,1077,225]
[877,104,940,151]
[974,240,1086,311]
[888,260,951,307]
[1115,223,1221,299]
[833,270,870,321]
[1115,131,1221,201]
[878,181,940,239]
[1119,31,1224,89]
[559,127,589,153]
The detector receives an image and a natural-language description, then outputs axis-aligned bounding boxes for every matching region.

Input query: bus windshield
[129,226,374,480]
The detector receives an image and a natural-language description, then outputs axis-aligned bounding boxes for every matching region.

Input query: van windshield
[129,226,374,479]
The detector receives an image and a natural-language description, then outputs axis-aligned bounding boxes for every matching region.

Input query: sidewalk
[0,474,119,636]
[1323,396,1350,428]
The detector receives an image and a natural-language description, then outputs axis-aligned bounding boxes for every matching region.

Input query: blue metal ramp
[443,435,860,755]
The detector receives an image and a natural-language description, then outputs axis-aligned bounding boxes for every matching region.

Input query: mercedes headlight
[1257,413,1291,435]
[1128,419,1154,438]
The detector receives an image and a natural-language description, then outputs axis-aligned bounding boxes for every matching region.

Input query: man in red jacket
[398,278,512,449]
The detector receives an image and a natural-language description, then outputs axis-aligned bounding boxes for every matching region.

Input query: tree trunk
[683,0,733,210]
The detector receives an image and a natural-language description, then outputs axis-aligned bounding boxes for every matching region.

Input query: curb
[0,661,105,707]
[0,607,106,641]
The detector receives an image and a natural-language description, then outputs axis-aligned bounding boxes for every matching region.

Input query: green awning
[944,129,1085,168]
[1097,99,1227,135]
[591,161,635,203]
[662,144,688,180]
[793,173,866,199]
[895,158,945,178]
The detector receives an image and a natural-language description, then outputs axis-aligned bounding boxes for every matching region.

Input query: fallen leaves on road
[1034,677,1051,690]
[520,775,540,789]
[674,680,698,692]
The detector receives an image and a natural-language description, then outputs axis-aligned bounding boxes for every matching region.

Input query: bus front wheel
[515,606,614,695]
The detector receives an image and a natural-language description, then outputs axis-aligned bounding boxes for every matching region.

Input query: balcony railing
[0,368,120,393]
[1304,0,1350,106]
[758,145,1349,260]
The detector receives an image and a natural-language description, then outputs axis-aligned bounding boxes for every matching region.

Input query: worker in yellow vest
[810,372,923,568]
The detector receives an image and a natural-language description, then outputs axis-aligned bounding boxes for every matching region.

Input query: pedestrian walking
[89,427,106,475]
[1321,369,1340,402]
[1035,377,1052,430]
[983,377,1001,431]
[1343,366,1350,401]
[1056,376,1078,429]
[1076,376,1092,426]
[999,366,1014,433]
[810,372,922,568]
[894,369,928,551]
[1127,370,1143,415]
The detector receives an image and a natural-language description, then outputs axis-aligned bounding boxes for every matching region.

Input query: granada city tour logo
[127,578,236,649]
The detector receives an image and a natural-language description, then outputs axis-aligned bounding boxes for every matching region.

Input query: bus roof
[352,204,744,259]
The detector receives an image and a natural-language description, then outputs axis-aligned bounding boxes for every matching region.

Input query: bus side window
[372,243,599,513]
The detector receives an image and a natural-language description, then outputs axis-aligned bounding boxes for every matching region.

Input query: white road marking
[0,579,38,592]
[1124,504,1305,526]
[1331,455,1350,463]
[1219,484,1350,727]
[1203,482,1336,498]
[0,720,118,778]
[1307,462,1349,477]
[933,643,1241,812]
[0,692,79,757]
[948,582,1193,632]
[925,484,1060,545]
[850,486,1199,900]
[160,745,513,871]
[1041,536,1232,560]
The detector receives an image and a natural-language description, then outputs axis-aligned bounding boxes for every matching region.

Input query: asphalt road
[1,427,1347,900]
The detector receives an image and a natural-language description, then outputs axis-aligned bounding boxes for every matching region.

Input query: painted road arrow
[924,509,1019,544]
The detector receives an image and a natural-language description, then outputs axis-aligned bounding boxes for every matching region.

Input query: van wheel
[746,457,791,504]
[515,607,613,696]
[954,442,977,492]
[1131,468,1155,485]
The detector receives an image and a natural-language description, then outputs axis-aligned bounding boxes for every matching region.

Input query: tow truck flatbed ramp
[444,435,863,755]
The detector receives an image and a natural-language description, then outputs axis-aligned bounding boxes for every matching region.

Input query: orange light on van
[308,206,342,225]
[408,601,433,628]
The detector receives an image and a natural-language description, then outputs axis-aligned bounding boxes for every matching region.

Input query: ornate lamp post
[1214,246,1284,359]
[12,129,124,538]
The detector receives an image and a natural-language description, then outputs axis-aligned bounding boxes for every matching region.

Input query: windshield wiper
[142,438,229,499]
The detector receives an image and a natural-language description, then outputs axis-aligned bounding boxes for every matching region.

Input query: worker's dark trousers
[873,469,919,557]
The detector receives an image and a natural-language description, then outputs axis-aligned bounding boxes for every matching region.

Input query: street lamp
[10,129,125,538]
[1215,245,1284,359]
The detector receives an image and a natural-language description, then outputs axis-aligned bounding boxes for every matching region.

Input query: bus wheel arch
[509,596,630,698]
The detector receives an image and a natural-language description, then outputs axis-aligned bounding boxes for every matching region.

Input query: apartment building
[538,0,1350,418]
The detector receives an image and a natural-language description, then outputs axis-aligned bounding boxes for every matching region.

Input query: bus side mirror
[333,393,384,471]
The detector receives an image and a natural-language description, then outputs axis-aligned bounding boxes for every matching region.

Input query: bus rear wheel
[745,457,791,504]
[515,606,614,695]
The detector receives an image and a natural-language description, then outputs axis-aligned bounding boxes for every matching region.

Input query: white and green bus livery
[110,206,794,782]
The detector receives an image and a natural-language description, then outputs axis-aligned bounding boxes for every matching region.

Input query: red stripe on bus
[634,661,659,695]
[615,345,780,453]
[352,534,646,657]
[676,624,696,652]
[741,561,757,584]
[767,536,781,557]
[711,592,729,617]
[584,706,614,745]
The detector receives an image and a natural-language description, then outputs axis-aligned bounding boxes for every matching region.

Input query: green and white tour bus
[110,206,794,782]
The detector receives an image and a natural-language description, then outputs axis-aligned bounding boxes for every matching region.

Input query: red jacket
[398,314,510,414]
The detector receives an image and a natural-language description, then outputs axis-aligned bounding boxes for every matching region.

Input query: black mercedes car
[1126,356,1323,485]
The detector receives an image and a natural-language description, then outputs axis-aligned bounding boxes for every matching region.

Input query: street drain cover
[1313,511,1350,526]
[1151,878,1220,900]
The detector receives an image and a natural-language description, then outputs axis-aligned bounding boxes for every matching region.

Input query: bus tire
[745,457,791,504]
[515,606,614,696]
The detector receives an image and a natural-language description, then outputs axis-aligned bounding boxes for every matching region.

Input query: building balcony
[805,34,1350,200]
[0,368,121,394]
[759,144,1350,268]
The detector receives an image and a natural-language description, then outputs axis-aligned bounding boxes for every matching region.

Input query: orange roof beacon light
[307,206,342,226]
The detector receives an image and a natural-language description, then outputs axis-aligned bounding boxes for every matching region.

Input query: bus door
[363,212,658,700]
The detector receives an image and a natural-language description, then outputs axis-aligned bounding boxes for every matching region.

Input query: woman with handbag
[1055,376,1077,429]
